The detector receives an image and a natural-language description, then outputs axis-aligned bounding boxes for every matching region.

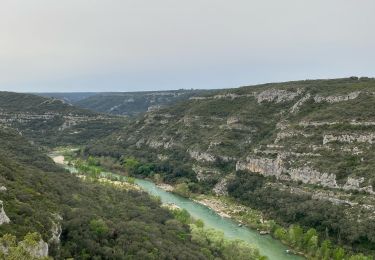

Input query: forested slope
[86,77,375,256]
[1,126,258,259]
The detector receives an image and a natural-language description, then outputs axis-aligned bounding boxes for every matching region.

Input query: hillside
[86,77,375,255]
[37,90,216,116]
[0,126,264,259]
[0,92,126,147]
[37,92,98,103]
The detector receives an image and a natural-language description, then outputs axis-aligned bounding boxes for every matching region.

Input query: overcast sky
[1,0,374,92]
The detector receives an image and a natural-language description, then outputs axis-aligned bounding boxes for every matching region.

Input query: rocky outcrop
[49,214,63,244]
[256,89,302,103]
[189,150,216,162]
[147,139,175,149]
[299,121,339,127]
[314,91,361,103]
[274,131,298,143]
[236,156,285,178]
[0,201,10,225]
[323,133,375,145]
[343,177,374,194]
[289,167,338,188]
[213,178,229,196]
[312,192,357,206]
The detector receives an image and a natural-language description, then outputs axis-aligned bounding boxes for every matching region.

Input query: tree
[274,227,287,241]
[89,219,109,236]
[307,235,319,256]
[122,157,139,173]
[332,247,346,260]
[319,240,332,260]
[174,183,190,198]
[288,225,304,248]
[172,209,191,224]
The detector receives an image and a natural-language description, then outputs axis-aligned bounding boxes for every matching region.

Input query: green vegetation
[1,128,264,259]
[85,78,375,257]
[169,208,264,260]
[0,232,51,260]
[272,225,372,260]
[228,171,374,259]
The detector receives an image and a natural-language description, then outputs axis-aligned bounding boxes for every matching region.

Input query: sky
[0,0,374,92]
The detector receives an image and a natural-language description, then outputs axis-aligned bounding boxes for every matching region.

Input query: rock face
[256,89,301,103]
[289,167,338,188]
[49,214,63,244]
[236,157,339,189]
[236,157,285,178]
[0,201,10,225]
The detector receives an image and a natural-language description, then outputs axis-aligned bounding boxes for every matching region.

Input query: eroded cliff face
[236,157,285,179]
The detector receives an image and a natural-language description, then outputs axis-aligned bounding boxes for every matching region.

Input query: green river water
[53,154,303,260]
[135,179,303,260]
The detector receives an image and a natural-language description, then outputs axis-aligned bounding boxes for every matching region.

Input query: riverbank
[155,181,274,233]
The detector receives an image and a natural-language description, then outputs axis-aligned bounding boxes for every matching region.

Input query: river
[51,154,303,260]
[135,179,303,260]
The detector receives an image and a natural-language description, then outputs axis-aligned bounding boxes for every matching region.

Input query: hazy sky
[1,0,374,92]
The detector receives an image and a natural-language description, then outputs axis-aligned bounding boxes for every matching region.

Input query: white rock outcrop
[189,150,216,162]
[49,214,63,244]
[213,178,229,196]
[0,201,10,225]
[323,133,375,145]
[343,177,374,194]
[314,91,361,103]
[256,89,302,104]
[289,167,338,188]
